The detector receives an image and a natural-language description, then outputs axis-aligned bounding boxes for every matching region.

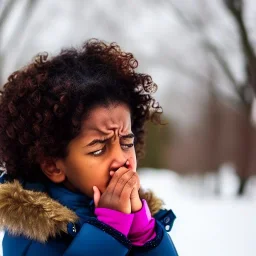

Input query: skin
[51,103,142,213]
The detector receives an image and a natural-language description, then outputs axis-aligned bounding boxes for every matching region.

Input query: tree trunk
[237,176,248,195]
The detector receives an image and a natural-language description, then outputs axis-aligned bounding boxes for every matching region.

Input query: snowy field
[139,167,256,256]
[1,167,255,256]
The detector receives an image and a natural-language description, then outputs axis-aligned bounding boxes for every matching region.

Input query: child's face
[56,103,137,197]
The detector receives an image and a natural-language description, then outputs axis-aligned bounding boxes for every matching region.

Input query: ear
[40,158,66,183]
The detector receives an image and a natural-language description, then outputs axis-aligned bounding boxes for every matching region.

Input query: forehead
[80,104,131,135]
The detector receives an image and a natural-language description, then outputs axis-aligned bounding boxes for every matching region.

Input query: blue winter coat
[0,174,178,256]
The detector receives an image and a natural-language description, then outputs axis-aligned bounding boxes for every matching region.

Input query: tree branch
[223,0,256,94]
[168,1,246,103]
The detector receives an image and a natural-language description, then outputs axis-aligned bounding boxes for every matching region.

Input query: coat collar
[46,181,95,221]
[0,178,79,243]
[20,177,96,224]
[0,173,164,243]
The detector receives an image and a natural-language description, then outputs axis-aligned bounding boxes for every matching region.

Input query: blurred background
[1,0,256,255]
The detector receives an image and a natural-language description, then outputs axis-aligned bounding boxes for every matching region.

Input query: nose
[109,144,128,172]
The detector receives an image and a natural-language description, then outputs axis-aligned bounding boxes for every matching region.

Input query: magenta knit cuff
[128,199,156,246]
[95,207,134,237]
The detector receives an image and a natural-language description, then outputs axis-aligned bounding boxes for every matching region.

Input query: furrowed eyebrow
[86,133,134,147]
[86,137,110,147]
[119,133,135,139]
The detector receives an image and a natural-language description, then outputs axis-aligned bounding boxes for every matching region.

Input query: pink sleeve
[95,207,134,237]
[128,199,156,246]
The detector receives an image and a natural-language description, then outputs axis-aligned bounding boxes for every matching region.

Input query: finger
[105,167,130,195]
[130,186,139,199]
[133,172,140,189]
[120,174,138,201]
[113,170,136,198]
[93,186,101,208]
[130,187,142,212]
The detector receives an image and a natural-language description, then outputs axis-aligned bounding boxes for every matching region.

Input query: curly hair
[0,39,163,182]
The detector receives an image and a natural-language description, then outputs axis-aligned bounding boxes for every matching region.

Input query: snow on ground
[139,168,256,256]
[1,167,255,256]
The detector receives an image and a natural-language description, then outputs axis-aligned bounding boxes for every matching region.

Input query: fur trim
[0,180,163,243]
[139,188,164,216]
[0,181,78,243]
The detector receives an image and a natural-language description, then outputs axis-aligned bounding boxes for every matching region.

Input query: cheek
[86,160,109,181]
[64,156,92,181]
[129,149,137,170]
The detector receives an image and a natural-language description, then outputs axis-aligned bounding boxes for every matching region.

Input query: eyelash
[91,143,134,157]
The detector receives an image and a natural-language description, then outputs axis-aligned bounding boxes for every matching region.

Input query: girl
[0,39,178,255]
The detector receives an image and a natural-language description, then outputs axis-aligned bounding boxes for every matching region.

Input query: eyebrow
[120,133,135,139]
[86,133,134,147]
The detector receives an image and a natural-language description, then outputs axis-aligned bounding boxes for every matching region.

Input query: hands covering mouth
[93,157,142,213]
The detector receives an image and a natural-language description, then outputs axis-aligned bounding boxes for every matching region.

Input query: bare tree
[222,0,256,194]
[164,0,256,195]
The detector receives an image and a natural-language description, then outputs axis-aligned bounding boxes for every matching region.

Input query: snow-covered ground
[1,167,255,256]
[139,167,256,256]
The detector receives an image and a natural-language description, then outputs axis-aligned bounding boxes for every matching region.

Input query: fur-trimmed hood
[0,179,163,243]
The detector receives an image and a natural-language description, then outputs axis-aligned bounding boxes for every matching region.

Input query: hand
[93,166,138,214]
[126,157,142,213]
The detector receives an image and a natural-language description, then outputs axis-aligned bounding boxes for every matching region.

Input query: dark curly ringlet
[0,39,163,182]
